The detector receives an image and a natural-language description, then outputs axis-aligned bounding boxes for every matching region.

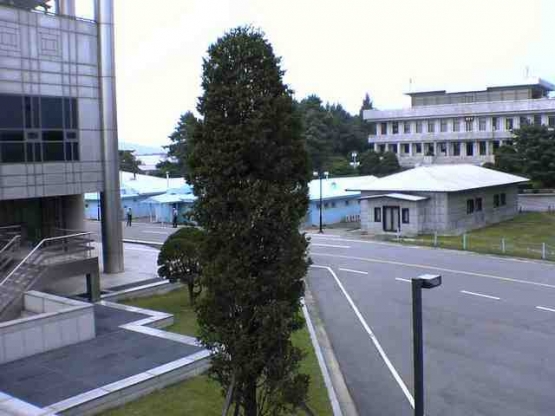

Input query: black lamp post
[411,274,442,416]
[313,171,328,233]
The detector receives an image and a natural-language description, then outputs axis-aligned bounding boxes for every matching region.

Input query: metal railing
[0,232,93,287]
[0,235,21,271]
[0,0,96,23]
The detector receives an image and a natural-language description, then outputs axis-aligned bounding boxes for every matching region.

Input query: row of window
[466,193,506,214]
[374,207,410,224]
[376,140,502,157]
[0,93,80,163]
[371,114,555,135]
[316,200,360,209]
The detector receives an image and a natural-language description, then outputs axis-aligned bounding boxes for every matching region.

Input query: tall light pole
[350,151,359,170]
[411,274,442,416]
[313,171,328,233]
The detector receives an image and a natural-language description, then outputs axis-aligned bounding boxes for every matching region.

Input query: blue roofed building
[305,175,377,227]
[143,185,197,224]
[84,171,186,221]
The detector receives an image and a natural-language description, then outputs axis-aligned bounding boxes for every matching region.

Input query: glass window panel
[40,97,64,128]
[64,98,71,129]
[66,131,77,140]
[25,96,32,128]
[32,97,40,128]
[0,131,24,142]
[71,98,78,129]
[1,143,25,163]
[43,131,64,141]
[0,94,24,128]
[26,131,40,140]
[35,142,42,162]
[43,142,65,161]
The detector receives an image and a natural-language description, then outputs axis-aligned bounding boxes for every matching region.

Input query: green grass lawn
[103,289,332,416]
[397,212,555,261]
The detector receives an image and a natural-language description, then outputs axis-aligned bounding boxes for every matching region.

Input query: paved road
[85,220,178,244]
[307,233,555,416]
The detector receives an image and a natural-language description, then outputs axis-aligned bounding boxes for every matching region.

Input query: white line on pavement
[338,268,368,275]
[125,246,159,253]
[142,231,172,235]
[312,244,351,249]
[460,290,500,300]
[395,278,411,283]
[311,265,415,409]
[536,306,555,313]
[311,252,555,290]
[307,233,342,238]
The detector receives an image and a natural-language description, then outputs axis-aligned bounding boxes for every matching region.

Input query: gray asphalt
[85,220,178,244]
[307,233,555,416]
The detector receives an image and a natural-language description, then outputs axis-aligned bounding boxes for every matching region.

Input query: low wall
[0,291,95,364]
[518,194,555,212]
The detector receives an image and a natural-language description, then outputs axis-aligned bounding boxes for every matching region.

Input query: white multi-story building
[363,78,555,167]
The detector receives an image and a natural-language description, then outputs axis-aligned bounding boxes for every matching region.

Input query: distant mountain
[119,142,166,155]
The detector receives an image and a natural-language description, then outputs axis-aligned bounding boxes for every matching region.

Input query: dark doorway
[383,206,400,232]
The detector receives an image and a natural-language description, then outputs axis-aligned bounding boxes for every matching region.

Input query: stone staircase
[0,232,95,321]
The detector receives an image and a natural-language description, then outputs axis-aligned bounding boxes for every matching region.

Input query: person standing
[172,207,178,228]
[126,207,133,227]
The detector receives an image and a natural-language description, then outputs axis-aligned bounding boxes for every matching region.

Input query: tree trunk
[243,379,257,416]
[221,372,236,416]
[188,282,195,305]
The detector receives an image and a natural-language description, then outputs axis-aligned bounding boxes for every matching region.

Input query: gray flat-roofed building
[0,0,123,271]
[363,78,555,167]
[349,164,529,236]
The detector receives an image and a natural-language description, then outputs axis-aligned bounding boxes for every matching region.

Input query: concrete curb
[304,284,359,416]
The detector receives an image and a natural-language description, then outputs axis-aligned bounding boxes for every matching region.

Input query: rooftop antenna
[525,66,530,79]
[409,77,413,92]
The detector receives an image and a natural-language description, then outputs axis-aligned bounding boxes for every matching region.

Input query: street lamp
[350,151,360,169]
[411,274,442,416]
[313,171,329,233]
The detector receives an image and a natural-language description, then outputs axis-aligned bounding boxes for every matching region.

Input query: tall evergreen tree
[513,125,555,187]
[298,95,333,171]
[187,27,311,416]
[359,92,374,118]
[157,111,199,178]
[118,150,142,176]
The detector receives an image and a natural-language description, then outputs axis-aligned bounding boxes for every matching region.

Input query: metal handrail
[0,232,91,287]
[0,235,20,258]
[0,1,96,23]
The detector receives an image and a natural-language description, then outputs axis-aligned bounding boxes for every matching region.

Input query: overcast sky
[95,0,554,147]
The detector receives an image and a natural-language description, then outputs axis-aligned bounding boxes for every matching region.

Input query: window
[380,122,387,135]
[519,116,529,127]
[505,117,514,131]
[324,203,329,208]
[479,141,487,156]
[390,144,398,154]
[415,143,422,154]
[374,207,381,222]
[465,117,474,132]
[466,142,474,156]
[403,121,411,134]
[378,144,386,153]
[500,193,506,206]
[439,142,447,154]
[475,198,483,212]
[534,114,542,126]
[466,199,475,214]
[479,117,486,131]
[548,115,555,128]
[453,142,461,156]
[493,141,500,152]
[440,119,448,132]
[402,143,410,154]
[402,208,410,224]
[331,201,336,208]
[492,117,499,131]
[493,194,500,208]
[369,122,377,135]
[453,118,460,132]
[392,121,399,134]
[345,200,350,206]
[427,120,435,133]
[416,121,423,133]
[0,93,79,164]
[425,143,434,156]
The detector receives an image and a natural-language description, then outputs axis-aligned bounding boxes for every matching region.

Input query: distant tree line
[157,92,400,179]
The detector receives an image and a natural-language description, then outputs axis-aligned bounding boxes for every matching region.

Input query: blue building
[305,175,377,227]
[84,171,187,220]
[143,185,197,224]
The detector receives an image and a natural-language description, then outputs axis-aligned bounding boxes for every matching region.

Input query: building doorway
[383,206,400,232]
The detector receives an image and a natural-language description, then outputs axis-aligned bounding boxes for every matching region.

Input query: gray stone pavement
[307,233,555,416]
[0,305,202,408]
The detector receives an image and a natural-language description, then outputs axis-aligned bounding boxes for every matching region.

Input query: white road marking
[307,233,342,238]
[142,231,172,235]
[311,244,351,249]
[460,290,500,300]
[311,252,555,290]
[311,265,415,409]
[536,306,555,313]
[395,278,411,283]
[125,246,159,253]
[338,268,368,275]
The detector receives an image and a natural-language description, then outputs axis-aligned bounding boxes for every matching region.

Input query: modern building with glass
[363,78,555,167]
[0,0,123,272]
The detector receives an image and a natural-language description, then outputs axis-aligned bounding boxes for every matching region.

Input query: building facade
[363,79,555,167]
[0,0,123,270]
[350,165,528,236]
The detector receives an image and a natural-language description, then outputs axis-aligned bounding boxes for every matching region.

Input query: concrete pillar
[97,0,124,273]
[409,142,413,156]
[59,0,76,16]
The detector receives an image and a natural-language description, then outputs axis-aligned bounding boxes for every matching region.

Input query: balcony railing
[0,0,96,22]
